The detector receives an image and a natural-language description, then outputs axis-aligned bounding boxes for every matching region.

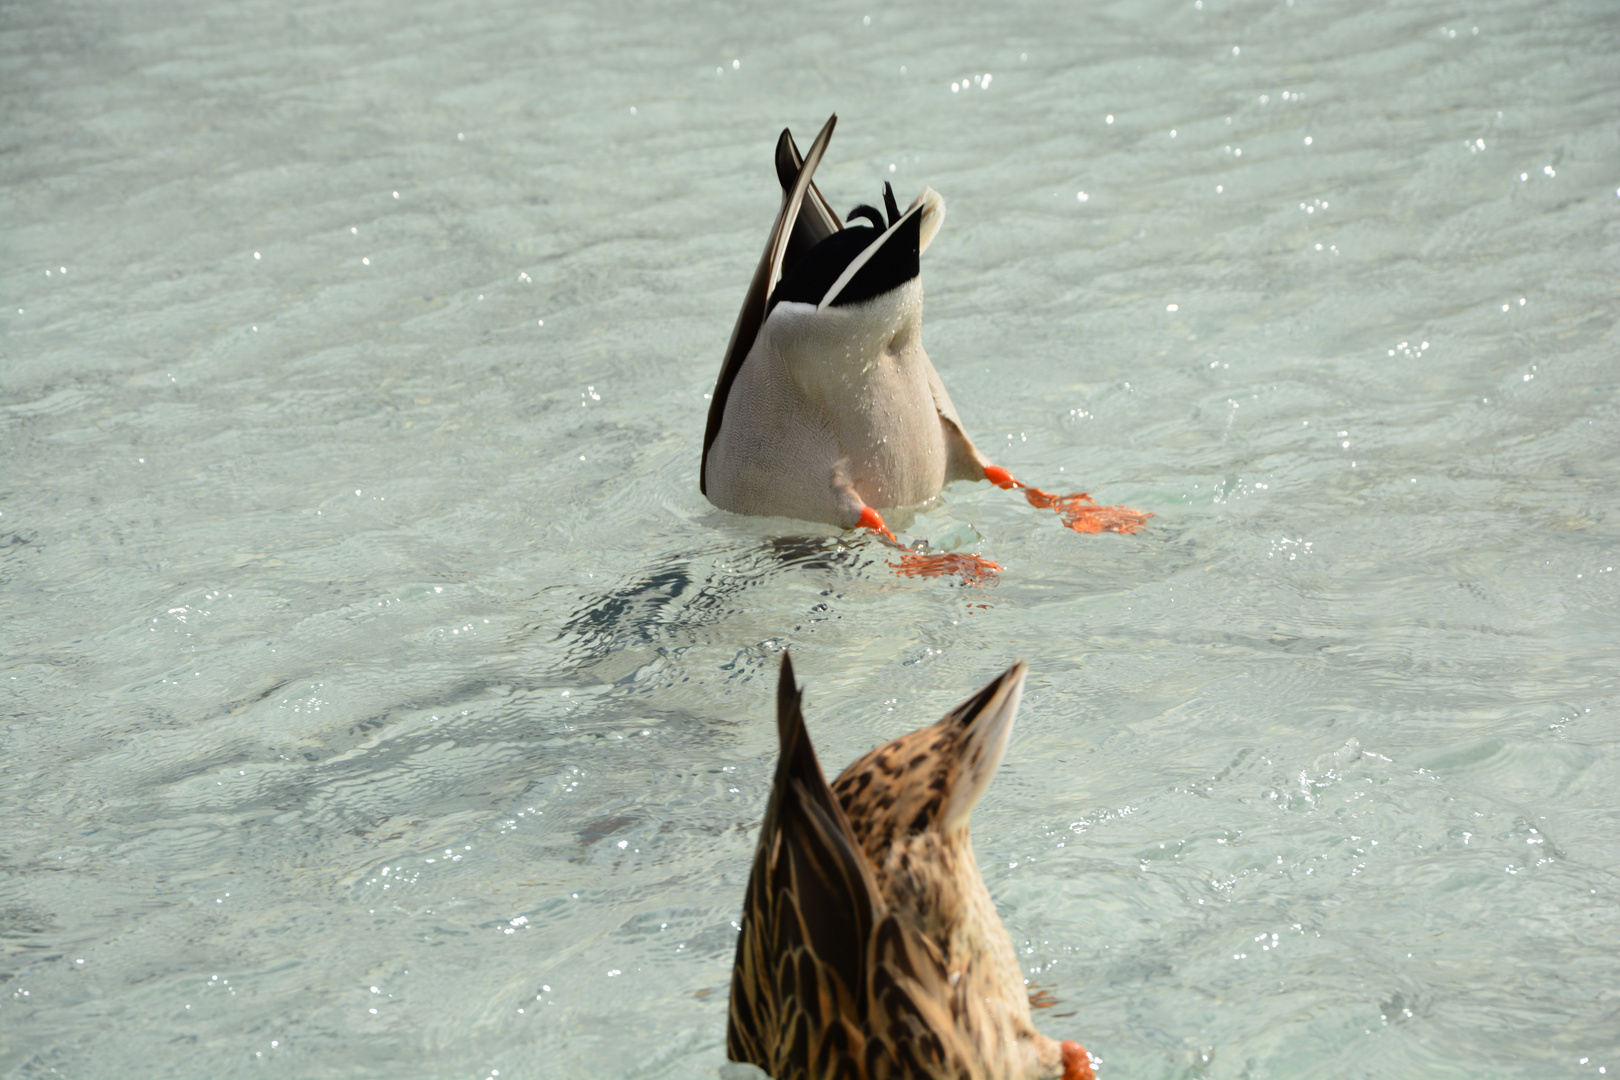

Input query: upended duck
[701,115,1149,576]
[727,653,1095,1080]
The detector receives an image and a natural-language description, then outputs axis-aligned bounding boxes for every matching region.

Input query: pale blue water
[3,0,1618,1076]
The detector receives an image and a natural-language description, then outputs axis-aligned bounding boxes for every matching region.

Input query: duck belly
[705,292,950,528]
[704,349,853,526]
[828,345,949,511]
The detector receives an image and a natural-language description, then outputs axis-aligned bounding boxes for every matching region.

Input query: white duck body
[704,275,986,528]
[701,115,990,530]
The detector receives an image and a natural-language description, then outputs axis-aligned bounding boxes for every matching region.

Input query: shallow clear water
[4,0,1618,1076]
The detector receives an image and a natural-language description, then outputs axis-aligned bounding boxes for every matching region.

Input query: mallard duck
[726,653,1095,1080]
[700,114,1149,554]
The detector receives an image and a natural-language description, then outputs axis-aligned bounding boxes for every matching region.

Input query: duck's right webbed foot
[840,482,999,584]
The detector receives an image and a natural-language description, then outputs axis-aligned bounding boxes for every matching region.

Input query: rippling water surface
[4,0,1618,1076]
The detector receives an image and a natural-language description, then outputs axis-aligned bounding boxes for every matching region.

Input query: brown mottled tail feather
[727,652,876,1079]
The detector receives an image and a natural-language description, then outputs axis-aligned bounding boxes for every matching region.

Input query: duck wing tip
[936,660,1027,831]
[729,652,881,1073]
[774,650,811,767]
[703,117,840,483]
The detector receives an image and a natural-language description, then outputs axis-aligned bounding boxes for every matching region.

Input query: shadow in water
[552,535,883,676]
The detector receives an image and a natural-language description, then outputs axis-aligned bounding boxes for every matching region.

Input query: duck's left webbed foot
[983,465,1153,535]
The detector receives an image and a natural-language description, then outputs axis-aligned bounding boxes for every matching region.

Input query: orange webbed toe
[890,550,1001,584]
[855,506,998,583]
[1048,493,1153,534]
[985,465,1152,535]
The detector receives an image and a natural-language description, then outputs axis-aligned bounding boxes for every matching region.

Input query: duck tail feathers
[938,660,1026,834]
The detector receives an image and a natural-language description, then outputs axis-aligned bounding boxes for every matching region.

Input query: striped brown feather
[727,653,876,1080]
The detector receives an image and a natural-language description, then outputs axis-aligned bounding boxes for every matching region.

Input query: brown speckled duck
[726,654,1094,1080]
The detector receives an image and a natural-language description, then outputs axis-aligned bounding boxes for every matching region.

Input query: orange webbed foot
[1048,493,1153,534]
[856,506,999,583]
[890,550,1001,584]
[984,465,1152,535]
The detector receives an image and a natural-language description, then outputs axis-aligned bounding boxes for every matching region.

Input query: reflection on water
[3,0,1617,1076]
